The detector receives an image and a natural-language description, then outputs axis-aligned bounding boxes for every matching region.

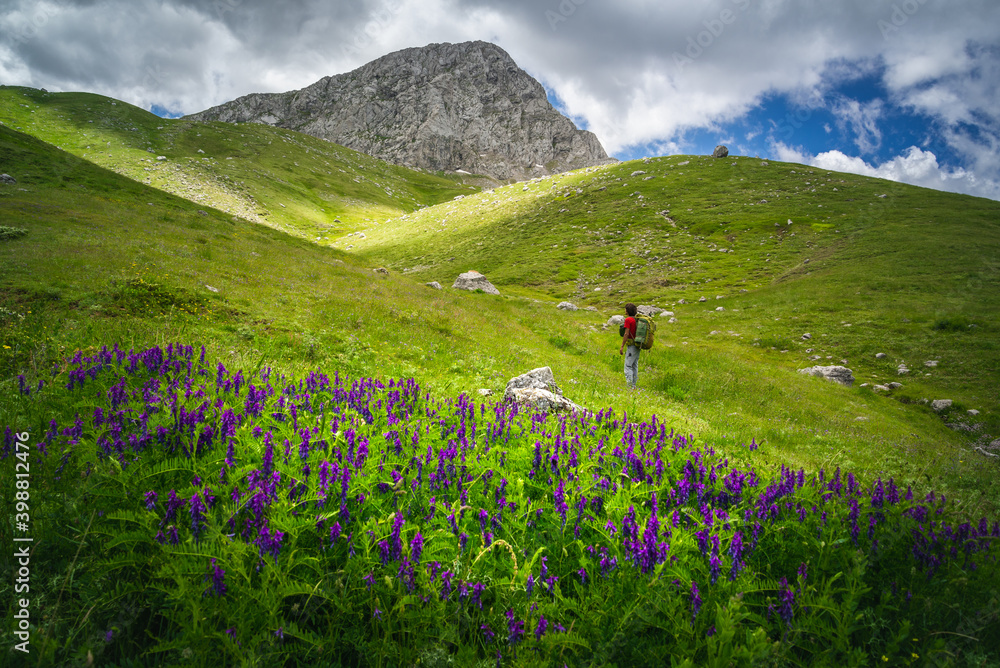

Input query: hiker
[619,303,640,389]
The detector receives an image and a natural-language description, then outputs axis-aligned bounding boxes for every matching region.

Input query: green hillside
[1,87,999,511]
[353,154,1000,491]
[0,85,478,240]
[2,88,1000,666]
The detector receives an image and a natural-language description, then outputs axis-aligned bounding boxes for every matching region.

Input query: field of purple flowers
[3,343,999,667]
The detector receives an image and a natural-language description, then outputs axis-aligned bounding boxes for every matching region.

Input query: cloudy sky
[2,0,999,200]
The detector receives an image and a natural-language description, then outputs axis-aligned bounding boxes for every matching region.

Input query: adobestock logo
[341,0,406,60]
[671,0,752,75]
[8,3,60,45]
[545,0,589,32]
[877,0,930,39]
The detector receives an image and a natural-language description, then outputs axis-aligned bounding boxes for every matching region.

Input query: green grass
[1,87,999,520]
[0,85,478,240]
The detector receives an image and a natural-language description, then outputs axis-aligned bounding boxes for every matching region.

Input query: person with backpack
[619,303,641,389]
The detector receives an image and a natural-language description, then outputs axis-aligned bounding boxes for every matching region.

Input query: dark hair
[625,303,637,317]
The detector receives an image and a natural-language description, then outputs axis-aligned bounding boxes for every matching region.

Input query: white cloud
[771,143,1000,201]
[831,97,884,155]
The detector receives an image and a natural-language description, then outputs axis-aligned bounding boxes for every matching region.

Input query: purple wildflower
[204,558,226,597]
[189,491,207,541]
[690,581,702,623]
[506,609,525,645]
[411,531,424,564]
[535,615,548,641]
[777,577,795,624]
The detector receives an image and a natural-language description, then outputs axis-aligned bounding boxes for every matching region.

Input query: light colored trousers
[624,344,640,388]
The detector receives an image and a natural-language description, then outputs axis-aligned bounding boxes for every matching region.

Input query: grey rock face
[452,270,500,294]
[187,41,613,181]
[0,174,16,184]
[712,145,729,158]
[425,281,442,290]
[503,367,584,414]
[504,366,562,399]
[798,365,855,387]
[557,301,578,311]
[507,387,585,414]
[931,399,953,412]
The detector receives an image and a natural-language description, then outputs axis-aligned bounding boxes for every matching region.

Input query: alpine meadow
[2,83,999,667]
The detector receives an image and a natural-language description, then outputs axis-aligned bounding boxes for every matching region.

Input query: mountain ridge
[186,40,614,181]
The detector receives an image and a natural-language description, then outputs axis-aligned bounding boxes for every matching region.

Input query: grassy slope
[352,154,1000,510]
[2,89,999,514]
[0,85,478,240]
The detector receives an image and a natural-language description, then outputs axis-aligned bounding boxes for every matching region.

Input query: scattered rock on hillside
[452,270,500,295]
[204,285,219,293]
[637,305,665,317]
[931,400,953,412]
[897,363,910,375]
[712,145,729,158]
[924,360,939,367]
[477,389,493,397]
[425,281,442,289]
[557,301,578,311]
[802,333,812,340]
[876,352,887,359]
[605,315,625,330]
[508,387,585,414]
[658,311,674,318]
[798,365,855,387]
[373,267,389,275]
[504,367,584,414]
[504,366,562,399]
[0,174,16,184]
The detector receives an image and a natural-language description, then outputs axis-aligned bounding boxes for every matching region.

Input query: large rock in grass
[452,270,500,295]
[712,145,729,158]
[0,174,16,184]
[798,365,855,387]
[505,366,561,397]
[504,367,585,413]
[507,387,585,414]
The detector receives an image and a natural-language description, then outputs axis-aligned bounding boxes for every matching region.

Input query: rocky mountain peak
[187,41,613,181]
